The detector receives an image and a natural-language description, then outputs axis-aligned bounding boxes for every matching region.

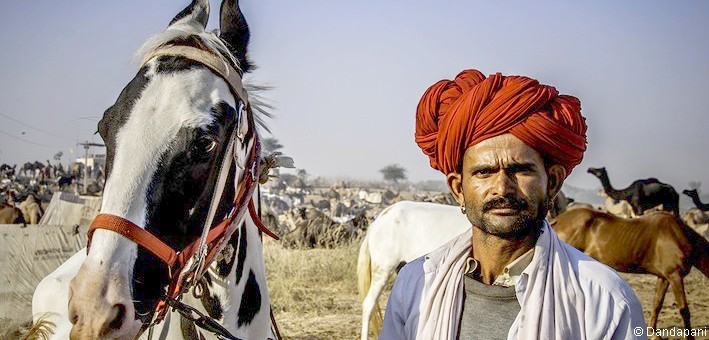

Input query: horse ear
[219,0,251,72]
[169,0,210,29]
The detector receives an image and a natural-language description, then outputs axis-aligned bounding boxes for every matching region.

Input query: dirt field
[265,240,708,339]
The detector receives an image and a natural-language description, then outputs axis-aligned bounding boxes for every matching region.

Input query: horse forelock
[135,21,239,74]
[134,18,272,133]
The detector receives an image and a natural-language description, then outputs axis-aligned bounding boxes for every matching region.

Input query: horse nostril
[101,303,127,335]
[70,312,79,325]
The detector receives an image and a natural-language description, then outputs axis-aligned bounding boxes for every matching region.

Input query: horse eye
[205,140,217,152]
[195,136,217,153]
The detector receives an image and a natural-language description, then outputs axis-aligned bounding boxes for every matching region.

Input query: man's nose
[491,171,517,197]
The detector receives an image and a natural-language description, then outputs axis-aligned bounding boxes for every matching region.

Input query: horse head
[67,1,267,338]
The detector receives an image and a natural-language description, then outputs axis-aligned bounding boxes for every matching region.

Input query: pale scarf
[416,222,586,340]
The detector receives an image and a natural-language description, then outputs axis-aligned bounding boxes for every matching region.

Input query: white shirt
[380,222,647,340]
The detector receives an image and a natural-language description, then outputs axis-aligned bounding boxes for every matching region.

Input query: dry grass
[264,238,391,339]
[0,313,55,340]
[264,238,708,339]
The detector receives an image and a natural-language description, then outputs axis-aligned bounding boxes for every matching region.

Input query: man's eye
[474,170,494,177]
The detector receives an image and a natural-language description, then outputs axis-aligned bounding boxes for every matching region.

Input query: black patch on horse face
[234,223,249,283]
[237,270,261,327]
[180,315,206,340]
[201,291,224,320]
[98,67,151,177]
[155,55,203,73]
[216,229,240,277]
[128,91,239,318]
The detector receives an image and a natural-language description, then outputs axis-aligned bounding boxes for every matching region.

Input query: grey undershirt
[457,274,520,340]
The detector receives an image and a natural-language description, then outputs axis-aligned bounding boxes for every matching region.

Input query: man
[380,69,645,339]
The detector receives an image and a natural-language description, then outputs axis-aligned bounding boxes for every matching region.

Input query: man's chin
[476,213,541,239]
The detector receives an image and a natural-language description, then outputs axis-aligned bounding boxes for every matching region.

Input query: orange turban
[415,69,587,176]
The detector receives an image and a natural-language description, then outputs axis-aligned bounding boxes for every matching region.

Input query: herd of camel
[549,166,708,336]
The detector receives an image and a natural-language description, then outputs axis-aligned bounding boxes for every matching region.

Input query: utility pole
[77,141,105,194]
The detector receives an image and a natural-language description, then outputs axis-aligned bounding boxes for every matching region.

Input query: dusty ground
[620,271,708,334]
[1,240,704,339]
[265,240,708,339]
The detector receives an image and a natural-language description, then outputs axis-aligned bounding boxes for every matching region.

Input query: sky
[0,1,707,193]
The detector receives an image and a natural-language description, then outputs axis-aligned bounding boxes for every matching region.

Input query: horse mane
[134,20,273,133]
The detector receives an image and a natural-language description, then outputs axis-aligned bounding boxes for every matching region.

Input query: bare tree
[262,137,283,155]
[380,164,407,184]
[688,181,701,194]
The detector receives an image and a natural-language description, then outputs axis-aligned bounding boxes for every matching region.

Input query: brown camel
[552,208,708,338]
[19,194,43,224]
[0,203,25,225]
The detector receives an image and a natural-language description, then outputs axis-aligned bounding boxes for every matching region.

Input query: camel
[682,208,709,240]
[0,203,25,225]
[683,189,709,212]
[682,208,709,228]
[553,208,708,337]
[597,189,635,218]
[19,194,43,224]
[588,167,679,216]
[565,201,598,211]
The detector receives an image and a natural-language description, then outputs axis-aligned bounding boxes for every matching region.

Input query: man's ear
[447,172,465,206]
[547,164,566,200]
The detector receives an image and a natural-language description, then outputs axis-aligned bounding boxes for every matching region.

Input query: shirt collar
[493,248,535,287]
[463,247,535,287]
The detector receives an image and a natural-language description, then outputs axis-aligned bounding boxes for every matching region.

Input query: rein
[86,45,280,339]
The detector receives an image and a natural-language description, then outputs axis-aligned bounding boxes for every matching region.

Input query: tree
[262,138,283,155]
[296,168,309,180]
[688,181,701,194]
[380,164,407,184]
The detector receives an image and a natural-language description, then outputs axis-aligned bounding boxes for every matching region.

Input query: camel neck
[596,171,620,196]
[690,193,708,210]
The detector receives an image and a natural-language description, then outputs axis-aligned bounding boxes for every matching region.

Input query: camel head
[587,167,607,178]
[683,189,698,198]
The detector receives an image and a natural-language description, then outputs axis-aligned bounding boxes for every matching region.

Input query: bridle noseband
[86,45,279,333]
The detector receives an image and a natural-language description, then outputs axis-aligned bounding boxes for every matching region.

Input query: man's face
[448,134,560,239]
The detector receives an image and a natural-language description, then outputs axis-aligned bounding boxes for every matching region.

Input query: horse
[31,1,279,339]
[552,208,708,338]
[357,201,470,340]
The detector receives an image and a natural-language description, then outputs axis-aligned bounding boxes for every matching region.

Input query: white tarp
[39,192,102,226]
[0,224,88,322]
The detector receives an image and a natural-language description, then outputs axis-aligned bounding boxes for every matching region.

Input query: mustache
[482,196,529,212]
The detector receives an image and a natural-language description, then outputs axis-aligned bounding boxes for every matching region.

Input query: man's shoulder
[559,241,639,304]
[396,256,426,285]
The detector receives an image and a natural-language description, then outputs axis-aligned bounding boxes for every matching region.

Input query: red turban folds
[415,69,587,176]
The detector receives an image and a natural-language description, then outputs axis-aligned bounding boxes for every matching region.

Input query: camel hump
[553,207,602,230]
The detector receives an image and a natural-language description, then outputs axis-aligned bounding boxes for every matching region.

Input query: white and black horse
[32,1,277,339]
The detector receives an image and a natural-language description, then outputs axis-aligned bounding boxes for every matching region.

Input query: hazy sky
[0,1,707,192]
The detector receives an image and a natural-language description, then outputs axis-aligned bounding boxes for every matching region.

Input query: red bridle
[86,45,280,325]
[87,131,279,323]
